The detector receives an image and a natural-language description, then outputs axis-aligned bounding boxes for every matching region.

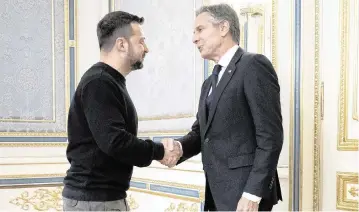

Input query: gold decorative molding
[165,202,198,212]
[313,0,321,210]
[9,187,62,211]
[348,186,359,197]
[126,194,139,210]
[0,162,67,166]
[0,173,64,179]
[353,0,359,121]
[0,142,67,147]
[139,113,194,121]
[287,0,295,210]
[271,0,278,70]
[257,23,264,54]
[0,132,67,137]
[336,172,359,211]
[240,24,245,47]
[338,0,359,151]
[239,7,264,16]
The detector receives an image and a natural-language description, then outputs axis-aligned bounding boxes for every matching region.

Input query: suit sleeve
[243,54,283,198]
[176,112,201,164]
[81,77,164,167]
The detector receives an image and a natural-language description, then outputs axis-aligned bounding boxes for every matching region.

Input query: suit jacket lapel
[199,79,211,133]
[204,48,245,136]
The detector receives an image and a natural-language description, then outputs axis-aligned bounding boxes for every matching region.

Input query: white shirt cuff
[175,140,182,150]
[242,192,261,203]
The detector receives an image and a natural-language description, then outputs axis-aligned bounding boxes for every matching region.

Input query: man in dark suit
[161,3,283,211]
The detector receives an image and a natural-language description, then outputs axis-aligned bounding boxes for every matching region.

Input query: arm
[81,77,164,167]
[176,112,201,164]
[242,54,283,198]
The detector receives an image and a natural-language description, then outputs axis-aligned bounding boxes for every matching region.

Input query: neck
[212,40,237,63]
[100,52,131,77]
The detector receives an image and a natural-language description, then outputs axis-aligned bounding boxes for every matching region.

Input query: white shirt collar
[217,45,239,67]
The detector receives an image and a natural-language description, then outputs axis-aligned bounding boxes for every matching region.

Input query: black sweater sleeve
[81,76,164,167]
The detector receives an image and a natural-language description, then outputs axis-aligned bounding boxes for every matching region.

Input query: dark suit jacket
[177,47,283,211]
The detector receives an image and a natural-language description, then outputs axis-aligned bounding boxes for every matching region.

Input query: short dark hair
[97,11,144,51]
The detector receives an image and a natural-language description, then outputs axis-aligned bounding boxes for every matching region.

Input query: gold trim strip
[0,142,67,147]
[0,174,64,179]
[240,24,245,48]
[271,0,278,70]
[0,132,66,137]
[313,0,321,210]
[139,114,194,121]
[353,0,359,121]
[257,22,264,54]
[0,119,56,123]
[0,162,68,166]
[288,0,295,210]
[338,0,359,151]
[64,0,70,131]
[75,0,79,87]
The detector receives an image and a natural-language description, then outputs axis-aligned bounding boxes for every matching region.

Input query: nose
[143,43,149,53]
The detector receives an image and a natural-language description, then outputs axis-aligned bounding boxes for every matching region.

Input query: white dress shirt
[177,45,261,203]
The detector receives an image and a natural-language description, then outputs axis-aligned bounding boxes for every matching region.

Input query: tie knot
[212,64,222,76]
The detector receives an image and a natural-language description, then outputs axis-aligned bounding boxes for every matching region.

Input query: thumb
[167,139,174,151]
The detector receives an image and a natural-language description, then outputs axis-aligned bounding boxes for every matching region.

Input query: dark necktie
[205,64,222,119]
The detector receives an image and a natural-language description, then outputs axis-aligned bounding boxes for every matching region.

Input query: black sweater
[62,62,164,201]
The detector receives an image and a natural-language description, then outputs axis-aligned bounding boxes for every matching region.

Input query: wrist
[152,141,165,160]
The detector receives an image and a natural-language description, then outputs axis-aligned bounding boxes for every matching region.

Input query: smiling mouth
[198,46,203,51]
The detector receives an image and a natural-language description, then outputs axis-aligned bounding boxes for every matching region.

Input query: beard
[131,60,143,70]
[128,45,145,71]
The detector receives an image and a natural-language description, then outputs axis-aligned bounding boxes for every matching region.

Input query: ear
[115,37,128,52]
[219,20,230,37]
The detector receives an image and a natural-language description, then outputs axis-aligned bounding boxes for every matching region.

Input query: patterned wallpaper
[0,0,67,135]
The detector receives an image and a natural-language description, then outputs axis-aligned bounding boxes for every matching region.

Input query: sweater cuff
[152,141,165,160]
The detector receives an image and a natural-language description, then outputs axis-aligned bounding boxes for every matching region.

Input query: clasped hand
[159,138,182,168]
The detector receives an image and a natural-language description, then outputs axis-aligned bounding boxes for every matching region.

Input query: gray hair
[196,4,240,44]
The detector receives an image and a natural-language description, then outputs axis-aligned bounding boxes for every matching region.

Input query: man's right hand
[159,138,183,168]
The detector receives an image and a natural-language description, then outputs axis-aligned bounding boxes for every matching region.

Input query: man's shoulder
[79,65,115,89]
[240,52,270,63]
[237,52,273,70]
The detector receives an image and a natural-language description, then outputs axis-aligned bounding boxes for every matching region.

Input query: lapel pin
[228,70,232,73]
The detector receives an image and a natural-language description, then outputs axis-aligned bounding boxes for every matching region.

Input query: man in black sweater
[62,11,182,211]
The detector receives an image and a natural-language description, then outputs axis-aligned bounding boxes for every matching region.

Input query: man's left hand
[236,196,259,212]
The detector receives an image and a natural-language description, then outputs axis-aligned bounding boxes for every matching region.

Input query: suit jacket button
[205,138,209,143]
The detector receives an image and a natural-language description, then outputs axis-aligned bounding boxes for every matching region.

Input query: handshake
[159,138,183,168]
